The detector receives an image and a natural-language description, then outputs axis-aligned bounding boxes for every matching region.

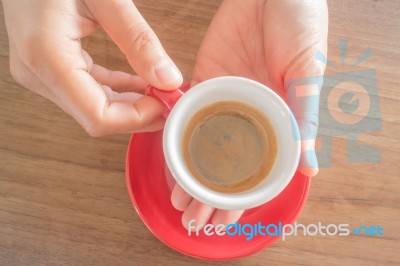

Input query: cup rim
[163,76,300,210]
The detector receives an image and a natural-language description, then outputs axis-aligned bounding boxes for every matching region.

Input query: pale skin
[2,0,328,229]
[173,0,328,229]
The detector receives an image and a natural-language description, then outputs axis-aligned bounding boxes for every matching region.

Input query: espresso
[182,101,277,193]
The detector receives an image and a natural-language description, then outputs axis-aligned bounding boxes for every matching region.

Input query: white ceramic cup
[147,76,300,210]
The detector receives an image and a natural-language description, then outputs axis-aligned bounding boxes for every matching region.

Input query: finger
[84,0,183,90]
[100,84,142,102]
[52,64,166,136]
[211,209,245,228]
[46,39,168,136]
[299,139,319,177]
[97,84,165,132]
[181,199,215,231]
[81,49,94,72]
[286,62,325,177]
[171,183,193,211]
[82,49,147,93]
[136,116,165,132]
[91,64,147,93]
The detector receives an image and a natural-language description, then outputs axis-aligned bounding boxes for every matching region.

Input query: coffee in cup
[147,76,300,210]
[182,101,277,193]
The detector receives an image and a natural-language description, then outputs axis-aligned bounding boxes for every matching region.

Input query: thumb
[84,0,182,90]
[286,61,325,177]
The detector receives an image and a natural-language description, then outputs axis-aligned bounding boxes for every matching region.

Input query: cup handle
[145,82,191,118]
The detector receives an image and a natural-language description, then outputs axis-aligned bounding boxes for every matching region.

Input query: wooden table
[1,1,399,265]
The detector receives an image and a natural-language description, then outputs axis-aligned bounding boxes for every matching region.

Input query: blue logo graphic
[287,39,382,167]
[351,225,383,236]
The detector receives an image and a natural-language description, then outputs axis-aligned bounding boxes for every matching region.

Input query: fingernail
[299,150,319,176]
[155,60,182,86]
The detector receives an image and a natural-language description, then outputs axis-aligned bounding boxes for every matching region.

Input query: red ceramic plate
[126,131,310,260]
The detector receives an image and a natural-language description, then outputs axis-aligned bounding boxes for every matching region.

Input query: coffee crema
[182,101,277,193]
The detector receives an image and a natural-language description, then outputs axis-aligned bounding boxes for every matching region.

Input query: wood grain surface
[0,0,399,265]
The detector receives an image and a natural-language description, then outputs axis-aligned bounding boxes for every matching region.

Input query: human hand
[2,0,183,136]
[171,0,328,229]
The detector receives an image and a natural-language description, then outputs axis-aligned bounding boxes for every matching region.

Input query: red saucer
[126,131,310,260]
